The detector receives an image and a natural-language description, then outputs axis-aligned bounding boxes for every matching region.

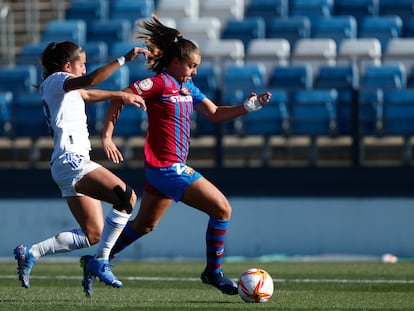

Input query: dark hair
[137,15,200,74]
[41,41,84,80]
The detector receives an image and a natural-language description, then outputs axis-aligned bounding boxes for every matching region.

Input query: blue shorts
[145,163,202,201]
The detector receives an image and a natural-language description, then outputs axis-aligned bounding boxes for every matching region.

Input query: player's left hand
[256,92,272,107]
[124,47,150,62]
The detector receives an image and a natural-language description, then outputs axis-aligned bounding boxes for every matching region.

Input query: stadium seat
[221,63,267,105]
[359,16,403,53]
[289,89,338,136]
[266,16,311,50]
[156,0,199,20]
[42,20,87,45]
[334,0,379,25]
[111,103,146,137]
[337,38,382,74]
[242,89,289,137]
[83,41,108,64]
[245,39,291,77]
[289,0,334,23]
[109,0,154,29]
[192,63,219,102]
[267,64,313,91]
[359,89,384,136]
[382,90,414,135]
[88,64,130,91]
[314,64,359,135]
[87,19,131,47]
[65,0,109,25]
[311,16,357,47]
[221,17,266,49]
[199,0,245,25]
[384,38,414,72]
[16,42,47,65]
[178,17,222,47]
[0,65,38,94]
[200,39,245,80]
[379,0,414,26]
[11,92,49,138]
[244,0,288,25]
[360,63,406,90]
[0,91,12,136]
[291,38,337,76]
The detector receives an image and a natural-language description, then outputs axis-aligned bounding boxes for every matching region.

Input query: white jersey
[40,72,91,164]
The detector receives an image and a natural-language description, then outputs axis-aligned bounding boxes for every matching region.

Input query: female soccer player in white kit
[13,41,148,293]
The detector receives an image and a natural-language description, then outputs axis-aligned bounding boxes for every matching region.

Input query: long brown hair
[41,41,84,80]
[137,15,200,74]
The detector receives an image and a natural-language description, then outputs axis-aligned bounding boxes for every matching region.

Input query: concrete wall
[2,197,414,260]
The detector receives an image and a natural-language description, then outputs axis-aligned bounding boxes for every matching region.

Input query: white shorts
[51,152,101,197]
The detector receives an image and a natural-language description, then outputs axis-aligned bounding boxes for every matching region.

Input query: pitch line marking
[2,275,414,284]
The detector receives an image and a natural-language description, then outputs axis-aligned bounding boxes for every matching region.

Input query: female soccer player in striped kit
[86,15,271,295]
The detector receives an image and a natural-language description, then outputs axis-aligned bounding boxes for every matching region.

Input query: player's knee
[113,184,135,214]
[214,201,232,220]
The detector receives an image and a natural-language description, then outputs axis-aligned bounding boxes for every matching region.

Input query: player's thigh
[181,176,232,219]
[66,195,104,243]
[75,166,134,205]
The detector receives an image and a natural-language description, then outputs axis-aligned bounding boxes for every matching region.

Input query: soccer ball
[237,268,274,303]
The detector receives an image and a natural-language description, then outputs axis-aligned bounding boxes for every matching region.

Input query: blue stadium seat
[242,89,289,137]
[314,64,359,135]
[11,92,49,138]
[112,103,146,137]
[0,65,38,94]
[359,16,403,53]
[379,0,414,26]
[266,16,311,49]
[42,20,87,45]
[221,17,266,49]
[290,0,334,23]
[311,16,357,47]
[245,0,288,24]
[289,89,338,136]
[83,41,108,64]
[267,64,313,91]
[109,0,154,28]
[0,91,12,136]
[192,63,219,102]
[334,0,379,25]
[87,19,131,47]
[65,0,109,25]
[88,64,130,91]
[359,89,383,135]
[222,63,267,95]
[360,63,406,90]
[382,90,414,135]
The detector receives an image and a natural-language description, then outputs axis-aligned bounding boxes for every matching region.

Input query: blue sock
[109,222,142,259]
[205,218,229,274]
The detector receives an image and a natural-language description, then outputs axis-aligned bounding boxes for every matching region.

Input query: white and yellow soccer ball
[237,268,274,303]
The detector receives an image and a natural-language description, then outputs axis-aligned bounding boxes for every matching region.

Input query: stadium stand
[358,15,403,53]
[291,38,337,76]
[41,19,87,45]
[311,16,357,47]
[6,0,414,167]
[289,0,334,23]
[0,91,12,137]
[221,17,266,50]
[266,16,311,50]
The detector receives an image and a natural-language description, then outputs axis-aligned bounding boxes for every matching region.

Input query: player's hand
[124,47,150,62]
[257,92,272,107]
[120,92,147,111]
[103,137,123,164]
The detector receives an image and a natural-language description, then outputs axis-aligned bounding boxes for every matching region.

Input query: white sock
[30,228,90,259]
[94,209,130,260]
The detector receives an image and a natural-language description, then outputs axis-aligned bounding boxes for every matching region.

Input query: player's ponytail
[137,14,199,74]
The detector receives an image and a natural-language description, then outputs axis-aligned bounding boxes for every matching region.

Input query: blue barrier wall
[2,197,414,259]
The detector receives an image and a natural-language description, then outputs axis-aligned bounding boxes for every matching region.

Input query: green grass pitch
[1,259,414,310]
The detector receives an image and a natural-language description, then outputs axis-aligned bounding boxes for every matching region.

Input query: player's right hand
[103,137,123,164]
